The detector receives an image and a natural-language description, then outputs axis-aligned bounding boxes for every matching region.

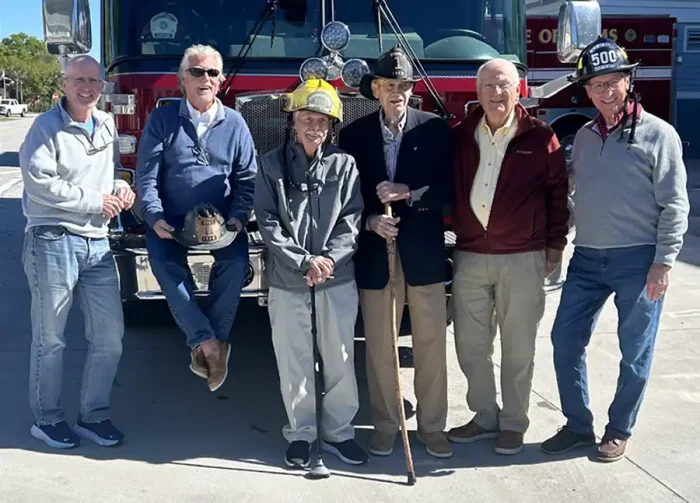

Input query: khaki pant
[452,250,546,434]
[269,281,359,444]
[360,252,448,435]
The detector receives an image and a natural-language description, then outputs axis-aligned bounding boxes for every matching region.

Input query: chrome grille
[235,92,421,156]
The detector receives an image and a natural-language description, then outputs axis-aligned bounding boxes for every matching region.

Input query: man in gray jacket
[19,55,134,449]
[541,38,690,462]
[254,79,367,468]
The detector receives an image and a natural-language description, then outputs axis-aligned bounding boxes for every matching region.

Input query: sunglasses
[188,67,221,78]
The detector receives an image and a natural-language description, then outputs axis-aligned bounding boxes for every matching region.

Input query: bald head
[61,55,104,121]
[476,58,521,130]
[64,55,102,78]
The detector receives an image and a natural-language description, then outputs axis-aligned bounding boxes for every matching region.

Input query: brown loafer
[495,430,524,455]
[417,430,453,458]
[448,420,499,444]
[205,341,231,392]
[189,346,208,379]
[597,435,627,462]
[368,430,396,456]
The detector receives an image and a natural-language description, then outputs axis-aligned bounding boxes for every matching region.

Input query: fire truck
[41,0,601,316]
[526,13,675,160]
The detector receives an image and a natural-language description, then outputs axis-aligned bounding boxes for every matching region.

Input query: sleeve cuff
[86,192,104,214]
[144,210,165,229]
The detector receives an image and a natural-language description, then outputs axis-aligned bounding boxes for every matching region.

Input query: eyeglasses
[481,82,515,93]
[586,78,624,94]
[188,67,221,78]
[379,81,414,93]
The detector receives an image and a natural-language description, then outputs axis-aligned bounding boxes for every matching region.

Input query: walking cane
[306,173,331,480]
[385,203,416,486]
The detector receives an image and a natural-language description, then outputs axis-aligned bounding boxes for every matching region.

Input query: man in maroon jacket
[447,59,570,455]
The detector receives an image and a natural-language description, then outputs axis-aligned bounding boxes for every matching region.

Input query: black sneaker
[541,426,596,455]
[30,422,81,449]
[321,439,369,466]
[285,441,311,469]
[74,419,124,447]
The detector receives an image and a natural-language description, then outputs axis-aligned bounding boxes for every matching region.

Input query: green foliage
[0,33,62,111]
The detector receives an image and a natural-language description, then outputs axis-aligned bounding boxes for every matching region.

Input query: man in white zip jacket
[19,55,135,449]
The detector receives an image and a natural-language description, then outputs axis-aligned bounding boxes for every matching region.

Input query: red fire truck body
[526,15,675,155]
[41,0,602,308]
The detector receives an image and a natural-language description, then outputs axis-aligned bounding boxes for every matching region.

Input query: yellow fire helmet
[283,79,343,122]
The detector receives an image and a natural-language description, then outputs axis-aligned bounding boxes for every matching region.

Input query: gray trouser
[268,280,359,443]
[452,250,545,433]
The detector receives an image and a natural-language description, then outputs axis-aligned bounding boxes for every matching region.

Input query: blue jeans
[551,245,663,439]
[22,226,124,426]
[146,230,249,348]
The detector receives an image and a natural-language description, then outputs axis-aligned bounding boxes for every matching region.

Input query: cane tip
[407,472,416,485]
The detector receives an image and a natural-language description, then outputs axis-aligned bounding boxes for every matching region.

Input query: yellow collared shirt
[470,111,517,229]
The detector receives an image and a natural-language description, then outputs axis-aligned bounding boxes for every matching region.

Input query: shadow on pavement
[0,151,19,167]
[0,195,593,484]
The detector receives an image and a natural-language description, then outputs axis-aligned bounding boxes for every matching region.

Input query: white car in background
[0,99,27,117]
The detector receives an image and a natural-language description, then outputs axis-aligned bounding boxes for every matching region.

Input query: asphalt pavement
[1,116,700,502]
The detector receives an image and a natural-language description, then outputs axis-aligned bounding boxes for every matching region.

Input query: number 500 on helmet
[569,37,639,85]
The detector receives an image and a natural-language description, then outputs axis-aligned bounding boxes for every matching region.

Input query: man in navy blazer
[338,45,454,459]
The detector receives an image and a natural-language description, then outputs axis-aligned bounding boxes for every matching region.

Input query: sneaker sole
[30,425,80,449]
[416,432,453,458]
[321,441,368,465]
[495,445,523,455]
[540,439,596,455]
[208,343,232,392]
[73,424,123,447]
[368,446,393,456]
[447,431,499,444]
[596,451,625,463]
[284,457,310,469]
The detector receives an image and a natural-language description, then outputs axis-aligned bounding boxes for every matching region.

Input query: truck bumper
[112,234,269,306]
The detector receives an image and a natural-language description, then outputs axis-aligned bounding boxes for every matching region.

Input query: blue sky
[0,0,100,59]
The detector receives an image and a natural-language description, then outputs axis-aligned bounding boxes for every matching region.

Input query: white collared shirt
[470,110,517,229]
[186,99,218,138]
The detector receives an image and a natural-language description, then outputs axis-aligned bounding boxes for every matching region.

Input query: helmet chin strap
[618,70,638,144]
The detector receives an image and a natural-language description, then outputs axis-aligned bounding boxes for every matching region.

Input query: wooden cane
[384,203,416,485]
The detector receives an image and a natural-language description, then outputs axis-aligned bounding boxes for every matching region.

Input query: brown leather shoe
[448,420,499,444]
[205,341,231,392]
[189,346,208,379]
[368,430,396,456]
[597,435,627,462]
[417,431,453,458]
[495,430,524,455]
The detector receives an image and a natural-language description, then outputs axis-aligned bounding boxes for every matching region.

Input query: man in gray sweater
[19,55,134,449]
[541,38,690,462]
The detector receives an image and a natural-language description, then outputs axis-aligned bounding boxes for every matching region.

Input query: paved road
[1,117,700,502]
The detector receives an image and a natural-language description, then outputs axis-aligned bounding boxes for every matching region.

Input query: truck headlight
[118,134,137,154]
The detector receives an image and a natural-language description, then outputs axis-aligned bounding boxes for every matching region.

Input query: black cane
[305,171,330,480]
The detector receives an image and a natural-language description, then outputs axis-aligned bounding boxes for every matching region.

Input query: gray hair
[177,44,224,92]
[476,58,520,88]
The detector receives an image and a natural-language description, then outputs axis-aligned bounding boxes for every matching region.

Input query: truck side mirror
[42,0,92,55]
[556,0,601,63]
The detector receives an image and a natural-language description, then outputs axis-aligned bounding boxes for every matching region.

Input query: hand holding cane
[385,203,417,485]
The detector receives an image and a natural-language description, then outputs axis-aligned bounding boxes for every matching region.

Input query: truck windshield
[106,0,323,61]
[336,0,524,62]
[106,0,524,63]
